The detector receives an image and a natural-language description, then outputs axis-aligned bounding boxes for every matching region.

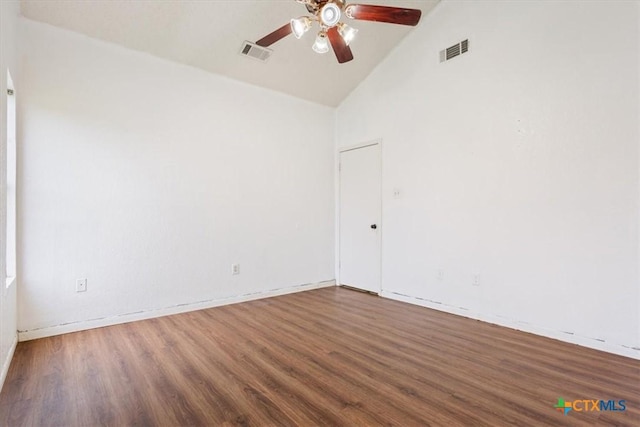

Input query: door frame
[336,139,383,293]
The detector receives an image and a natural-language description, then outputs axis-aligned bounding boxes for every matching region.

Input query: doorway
[338,142,381,294]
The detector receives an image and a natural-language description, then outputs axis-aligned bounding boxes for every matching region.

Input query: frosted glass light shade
[338,22,358,45]
[291,17,312,39]
[312,32,329,54]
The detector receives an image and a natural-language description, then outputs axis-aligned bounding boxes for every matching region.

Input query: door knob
[370,224,377,229]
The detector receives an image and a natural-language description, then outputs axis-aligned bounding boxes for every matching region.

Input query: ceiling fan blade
[256,23,292,47]
[345,4,422,26]
[327,27,354,64]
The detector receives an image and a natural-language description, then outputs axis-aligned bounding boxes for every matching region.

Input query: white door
[339,143,381,293]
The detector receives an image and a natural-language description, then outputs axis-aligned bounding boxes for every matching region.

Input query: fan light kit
[255,0,422,64]
[337,22,358,45]
[291,16,313,39]
[312,32,330,53]
[320,3,341,27]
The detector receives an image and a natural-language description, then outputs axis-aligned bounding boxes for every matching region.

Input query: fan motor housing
[304,0,346,14]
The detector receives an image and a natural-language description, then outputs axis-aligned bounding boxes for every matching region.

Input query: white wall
[0,0,19,390]
[336,0,639,358]
[18,19,335,339]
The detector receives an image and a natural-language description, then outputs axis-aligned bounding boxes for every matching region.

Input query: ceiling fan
[255,0,422,64]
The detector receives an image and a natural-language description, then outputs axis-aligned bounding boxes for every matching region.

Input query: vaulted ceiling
[20,0,440,106]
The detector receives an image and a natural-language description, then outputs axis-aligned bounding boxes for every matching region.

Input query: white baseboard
[18,280,336,342]
[380,290,640,361]
[0,333,18,393]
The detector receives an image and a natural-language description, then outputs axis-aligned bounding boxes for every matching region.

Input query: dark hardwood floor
[1,287,638,426]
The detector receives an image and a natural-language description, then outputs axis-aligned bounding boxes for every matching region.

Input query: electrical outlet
[473,274,480,286]
[76,278,87,292]
[232,264,240,275]
[437,269,444,282]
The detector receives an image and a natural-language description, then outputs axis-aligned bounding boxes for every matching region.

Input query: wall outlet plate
[473,274,480,286]
[76,278,87,292]
[232,264,240,275]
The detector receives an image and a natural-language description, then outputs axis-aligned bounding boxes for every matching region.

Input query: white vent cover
[240,41,273,62]
[440,39,469,63]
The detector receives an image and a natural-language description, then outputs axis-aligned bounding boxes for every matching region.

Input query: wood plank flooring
[1,286,638,426]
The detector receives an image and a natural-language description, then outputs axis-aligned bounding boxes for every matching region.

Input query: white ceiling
[20,0,440,107]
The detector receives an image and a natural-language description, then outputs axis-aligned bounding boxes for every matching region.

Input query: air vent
[440,39,469,63]
[239,41,273,62]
